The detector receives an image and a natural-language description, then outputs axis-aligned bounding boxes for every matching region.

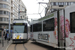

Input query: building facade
[0,0,11,29]
[46,0,75,16]
[0,0,27,29]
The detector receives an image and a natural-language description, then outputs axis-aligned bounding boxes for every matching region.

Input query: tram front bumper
[12,39,28,42]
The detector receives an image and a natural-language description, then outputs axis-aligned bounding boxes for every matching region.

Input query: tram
[12,19,28,43]
[30,4,75,50]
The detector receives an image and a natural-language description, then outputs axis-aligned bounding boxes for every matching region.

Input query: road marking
[6,43,12,50]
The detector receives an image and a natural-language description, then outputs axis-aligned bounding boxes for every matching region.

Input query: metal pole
[18,0,20,19]
[9,12,10,35]
[8,12,10,43]
[2,30,4,47]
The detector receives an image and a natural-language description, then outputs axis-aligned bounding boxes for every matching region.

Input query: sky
[22,0,48,21]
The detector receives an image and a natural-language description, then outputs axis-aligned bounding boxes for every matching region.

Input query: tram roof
[30,20,40,25]
[30,11,57,25]
[13,19,28,23]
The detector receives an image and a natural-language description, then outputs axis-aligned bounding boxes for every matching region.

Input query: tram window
[33,22,42,32]
[70,12,75,33]
[24,24,28,33]
[43,18,54,31]
[30,25,32,32]
[13,25,25,33]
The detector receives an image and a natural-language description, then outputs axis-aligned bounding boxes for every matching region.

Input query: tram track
[7,43,27,50]
[14,44,17,50]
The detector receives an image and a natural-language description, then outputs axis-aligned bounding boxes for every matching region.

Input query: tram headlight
[20,37,23,39]
[13,37,15,39]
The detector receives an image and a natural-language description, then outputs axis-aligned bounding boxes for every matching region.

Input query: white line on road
[6,43,12,50]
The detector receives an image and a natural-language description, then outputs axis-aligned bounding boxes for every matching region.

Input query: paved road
[7,40,59,50]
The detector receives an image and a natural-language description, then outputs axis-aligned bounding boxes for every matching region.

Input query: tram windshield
[13,25,25,33]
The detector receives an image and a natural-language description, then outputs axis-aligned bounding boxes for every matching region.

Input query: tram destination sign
[13,23,25,25]
[38,34,49,40]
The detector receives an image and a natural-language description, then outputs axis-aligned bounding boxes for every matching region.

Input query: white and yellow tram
[12,19,28,43]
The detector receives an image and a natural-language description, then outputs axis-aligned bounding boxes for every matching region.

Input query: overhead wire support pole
[9,12,10,41]
[18,0,20,19]
[38,3,40,13]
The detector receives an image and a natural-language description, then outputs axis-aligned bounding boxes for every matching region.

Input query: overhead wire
[38,3,47,18]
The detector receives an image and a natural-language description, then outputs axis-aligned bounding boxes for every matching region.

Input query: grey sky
[22,0,48,21]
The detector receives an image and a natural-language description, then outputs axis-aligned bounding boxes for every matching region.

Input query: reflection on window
[33,22,42,32]
[43,18,54,31]
[59,2,64,5]
[0,10,10,15]
[71,2,74,5]
[0,0,10,3]
[0,18,2,21]
[0,3,10,9]
[56,2,58,5]
[30,25,33,32]
[13,26,25,33]
[70,12,75,33]
[0,17,8,21]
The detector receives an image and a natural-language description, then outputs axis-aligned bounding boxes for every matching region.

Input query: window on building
[68,2,71,5]
[73,2,75,4]
[64,2,67,5]
[0,17,8,21]
[4,11,7,14]
[0,0,10,3]
[59,2,64,5]
[0,11,3,14]
[0,4,3,8]
[51,2,53,6]
[7,18,9,21]
[71,2,74,5]
[3,18,6,21]
[56,2,58,6]
[0,3,10,9]
[0,18,2,21]
[54,2,56,6]
[0,10,10,15]
[13,10,15,12]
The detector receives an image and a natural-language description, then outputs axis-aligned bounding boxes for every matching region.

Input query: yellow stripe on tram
[16,35,20,39]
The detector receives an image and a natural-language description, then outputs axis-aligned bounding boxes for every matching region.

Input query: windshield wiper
[15,29,18,33]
